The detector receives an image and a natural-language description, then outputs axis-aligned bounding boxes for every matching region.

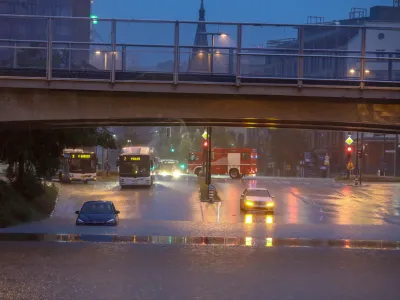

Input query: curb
[0,233,399,250]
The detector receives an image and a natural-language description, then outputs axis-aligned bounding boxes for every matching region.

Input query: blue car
[75,201,120,226]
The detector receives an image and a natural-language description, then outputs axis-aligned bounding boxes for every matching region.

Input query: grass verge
[0,180,59,228]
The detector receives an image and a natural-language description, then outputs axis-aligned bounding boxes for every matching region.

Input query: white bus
[58,149,97,184]
[118,146,154,188]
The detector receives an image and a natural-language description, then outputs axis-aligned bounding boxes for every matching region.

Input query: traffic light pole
[360,132,364,186]
[206,126,212,185]
[355,132,359,171]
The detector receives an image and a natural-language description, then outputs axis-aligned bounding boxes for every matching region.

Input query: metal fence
[0,14,400,87]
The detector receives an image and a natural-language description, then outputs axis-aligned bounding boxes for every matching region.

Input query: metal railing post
[173,21,180,84]
[46,17,53,80]
[236,24,242,86]
[122,44,126,72]
[360,27,366,89]
[111,19,117,83]
[297,27,304,87]
[68,42,72,70]
[13,41,17,68]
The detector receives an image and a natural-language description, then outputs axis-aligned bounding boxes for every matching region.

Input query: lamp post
[95,50,117,70]
[199,32,228,74]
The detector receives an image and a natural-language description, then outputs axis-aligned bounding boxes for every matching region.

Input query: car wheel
[194,168,202,176]
[229,168,240,179]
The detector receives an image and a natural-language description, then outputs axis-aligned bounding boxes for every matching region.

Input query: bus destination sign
[124,156,141,161]
[71,154,92,159]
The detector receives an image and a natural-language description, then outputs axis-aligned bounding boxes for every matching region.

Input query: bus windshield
[68,154,96,173]
[159,161,178,172]
[119,155,151,177]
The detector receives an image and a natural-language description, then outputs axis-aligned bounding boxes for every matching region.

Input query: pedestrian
[105,160,111,177]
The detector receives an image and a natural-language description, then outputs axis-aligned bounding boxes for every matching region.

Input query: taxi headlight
[245,200,254,207]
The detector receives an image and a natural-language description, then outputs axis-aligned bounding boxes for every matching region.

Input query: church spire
[199,0,205,21]
[187,0,209,72]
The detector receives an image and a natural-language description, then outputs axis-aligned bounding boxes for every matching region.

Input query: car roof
[246,188,269,191]
[82,200,112,205]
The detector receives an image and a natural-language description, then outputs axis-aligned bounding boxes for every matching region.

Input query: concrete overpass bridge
[0,15,400,132]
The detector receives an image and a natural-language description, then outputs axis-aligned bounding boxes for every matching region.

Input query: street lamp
[199,32,229,74]
[94,50,117,70]
[349,68,370,77]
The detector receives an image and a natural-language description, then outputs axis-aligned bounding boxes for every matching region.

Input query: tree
[269,129,308,174]
[0,127,116,182]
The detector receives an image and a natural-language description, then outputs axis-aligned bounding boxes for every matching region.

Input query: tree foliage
[0,127,116,181]
[269,129,308,168]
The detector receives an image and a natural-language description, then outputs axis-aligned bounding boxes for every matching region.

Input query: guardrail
[0,14,400,88]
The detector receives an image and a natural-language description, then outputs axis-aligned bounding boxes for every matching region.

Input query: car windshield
[247,190,271,197]
[81,202,114,214]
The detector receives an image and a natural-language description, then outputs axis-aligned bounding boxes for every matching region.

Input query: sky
[90,0,393,68]
[92,0,392,23]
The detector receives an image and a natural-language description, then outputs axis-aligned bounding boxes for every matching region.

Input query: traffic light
[346,146,353,158]
[90,15,98,24]
[203,141,208,147]
[166,127,172,138]
[170,147,175,153]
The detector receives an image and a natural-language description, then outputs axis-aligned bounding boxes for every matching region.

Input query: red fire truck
[187,148,257,179]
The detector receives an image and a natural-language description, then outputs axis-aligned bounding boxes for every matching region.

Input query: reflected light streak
[287,190,298,224]
[266,215,274,224]
[245,214,253,224]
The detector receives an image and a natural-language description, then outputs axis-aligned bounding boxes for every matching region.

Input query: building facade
[0,0,92,68]
[244,5,400,81]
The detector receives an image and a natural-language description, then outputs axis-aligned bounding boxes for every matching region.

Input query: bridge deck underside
[1,87,400,132]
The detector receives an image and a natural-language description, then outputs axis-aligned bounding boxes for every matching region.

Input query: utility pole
[360,132,364,186]
[395,134,398,177]
[355,132,359,173]
[382,133,386,176]
[206,126,212,185]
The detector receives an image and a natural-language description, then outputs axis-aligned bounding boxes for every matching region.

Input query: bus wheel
[194,168,202,176]
[229,168,240,179]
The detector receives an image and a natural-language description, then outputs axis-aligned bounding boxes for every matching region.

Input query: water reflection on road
[16,175,400,228]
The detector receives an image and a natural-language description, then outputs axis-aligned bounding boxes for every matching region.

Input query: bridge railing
[0,15,399,87]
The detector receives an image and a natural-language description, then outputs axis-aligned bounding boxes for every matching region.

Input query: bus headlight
[173,170,181,178]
